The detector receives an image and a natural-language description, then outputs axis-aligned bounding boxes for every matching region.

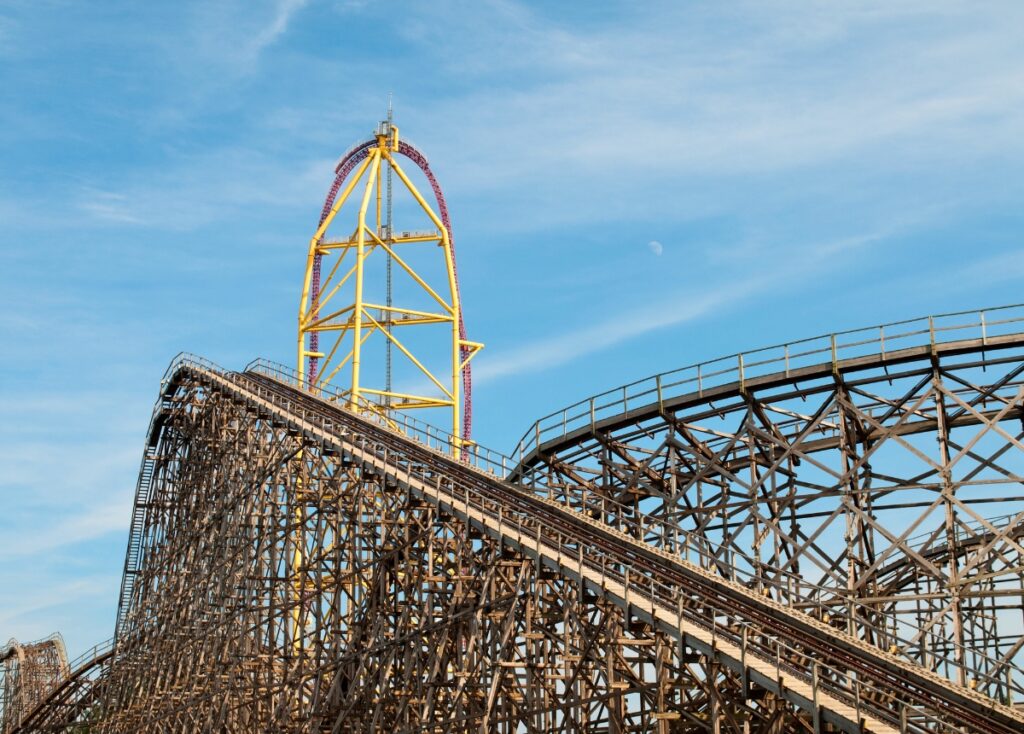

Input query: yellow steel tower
[297,120,481,452]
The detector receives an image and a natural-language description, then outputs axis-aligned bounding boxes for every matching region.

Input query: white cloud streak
[72,150,334,230]
[403,1,1024,208]
[0,497,132,558]
[0,576,115,628]
[19,0,1020,239]
[251,0,309,60]
[76,189,145,225]
[189,0,310,75]
[473,225,891,385]
[473,275,765,384]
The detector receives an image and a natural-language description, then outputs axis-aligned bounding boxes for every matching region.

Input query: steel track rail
[159,363,1021,734]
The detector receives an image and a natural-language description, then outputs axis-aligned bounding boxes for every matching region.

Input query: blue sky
[2,0,1024,657]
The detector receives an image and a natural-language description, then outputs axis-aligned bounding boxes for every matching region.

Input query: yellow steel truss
[297,122,481,451]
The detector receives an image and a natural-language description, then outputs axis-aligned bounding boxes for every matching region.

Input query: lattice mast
[297,119,481,451]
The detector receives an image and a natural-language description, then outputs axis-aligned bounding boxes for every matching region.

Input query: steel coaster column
[351,147,381,410]
[299,153,375,385]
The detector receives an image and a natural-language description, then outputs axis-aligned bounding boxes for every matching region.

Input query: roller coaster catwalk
[3,121,1024,733]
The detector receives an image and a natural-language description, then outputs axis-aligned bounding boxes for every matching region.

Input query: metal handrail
[64,638,113,676]
[510,303,1024,464]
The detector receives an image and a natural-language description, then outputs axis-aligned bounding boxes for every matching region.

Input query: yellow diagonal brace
[364,226,454,314]
[304,303,355,331]
[362,310,453,399]
[319,320,379,389]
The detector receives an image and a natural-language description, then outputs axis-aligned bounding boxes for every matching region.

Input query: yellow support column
[350,148,381,409]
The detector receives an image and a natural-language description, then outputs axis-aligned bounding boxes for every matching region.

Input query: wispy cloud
[250,0,309,62]
[474,225,888,384]
[30,0,1022,240]
[702,215,923,267]
[0,576,116,628]
[395,1,1024,226]
[875,247,1024,303]
[0,496,132,558]
[473,275,765,384]
[76,188,145,225]
[187,0,310,75]
[122,0,313,131]
[71,149,333,231]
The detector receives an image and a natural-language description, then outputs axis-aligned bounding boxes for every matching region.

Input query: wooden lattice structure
[0,637,67,733]
[6,308,1024,733]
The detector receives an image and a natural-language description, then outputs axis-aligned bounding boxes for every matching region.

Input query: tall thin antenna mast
[384,94,394,408]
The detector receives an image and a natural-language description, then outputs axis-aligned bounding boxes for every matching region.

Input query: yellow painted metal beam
[350,148,382,408]
[360,387,452,409]
[363,302,454,323]
[363,226,454,314]
[298,153,375,387]
[319,232,441,249]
